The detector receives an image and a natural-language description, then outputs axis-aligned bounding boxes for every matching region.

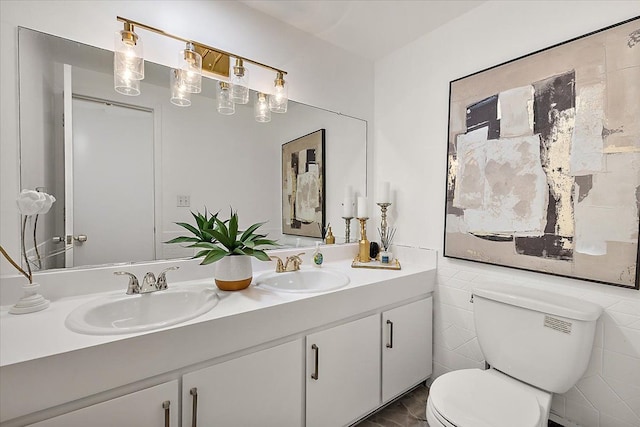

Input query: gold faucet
[270,253,305,272]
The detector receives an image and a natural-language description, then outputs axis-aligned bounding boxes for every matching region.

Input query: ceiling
[241,0,485,60]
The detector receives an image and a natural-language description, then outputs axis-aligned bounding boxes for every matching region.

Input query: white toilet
[426,283,603,427]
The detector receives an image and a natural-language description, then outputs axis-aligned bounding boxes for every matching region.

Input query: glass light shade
[114,72,141,96]
[217,82,235,115]
[179,42,202,94]
[254,92,271,123]
[114,30,144,82]
[230,58,249,104]
[170,69,191,107]
[269,72,288,113]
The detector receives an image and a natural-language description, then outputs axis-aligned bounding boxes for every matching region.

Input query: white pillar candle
[342,196,354,217]
[378,181,390,204]
[357,196,368,218]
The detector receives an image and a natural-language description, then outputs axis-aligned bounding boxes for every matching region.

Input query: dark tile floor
[354,384,430,427]
[353,383,565,427]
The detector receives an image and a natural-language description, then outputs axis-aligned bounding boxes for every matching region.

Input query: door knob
[73,234,88,243]
[52,236,65,244]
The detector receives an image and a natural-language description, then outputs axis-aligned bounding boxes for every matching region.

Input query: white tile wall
[431,257,640,427]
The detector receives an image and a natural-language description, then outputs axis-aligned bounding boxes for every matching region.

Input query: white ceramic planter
[214,255,253,291]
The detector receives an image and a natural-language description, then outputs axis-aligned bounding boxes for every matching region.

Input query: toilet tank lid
[473,284,603,321]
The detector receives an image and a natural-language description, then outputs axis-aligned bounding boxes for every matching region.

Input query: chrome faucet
[270,253,305,273]
[115,271,140,295]
[157,266,179,290]
[115,266,180,295]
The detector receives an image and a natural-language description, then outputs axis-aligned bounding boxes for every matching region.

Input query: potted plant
[166,209,278,291]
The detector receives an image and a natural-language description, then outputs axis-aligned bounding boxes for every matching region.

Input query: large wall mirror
[18,27,367,271]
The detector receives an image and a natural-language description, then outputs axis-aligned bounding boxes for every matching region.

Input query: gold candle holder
[342,216,353,243]
[377,202,392,240]
[357,217,370,263]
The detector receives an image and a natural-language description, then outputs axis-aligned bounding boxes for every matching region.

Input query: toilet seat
[428,369,541,427]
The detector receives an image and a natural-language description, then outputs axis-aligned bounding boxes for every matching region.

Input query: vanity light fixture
[178,42,203,94]
[269,71,288,113]
[217,81,235,115]
[230,58,250,104]
[113,16,288,119]
[114,21,144,95]
[170,69,191,107]
[254,92,271,123]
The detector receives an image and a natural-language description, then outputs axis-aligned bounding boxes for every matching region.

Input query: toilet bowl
[426,368,550,427]
[426,283,602,427]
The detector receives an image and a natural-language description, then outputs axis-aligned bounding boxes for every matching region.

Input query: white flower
[16,190,46,216]
[16,190,56,216]
[39,193,56,214]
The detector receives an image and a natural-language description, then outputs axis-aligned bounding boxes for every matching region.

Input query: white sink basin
[65,287,219,335]
[255,268,350,293]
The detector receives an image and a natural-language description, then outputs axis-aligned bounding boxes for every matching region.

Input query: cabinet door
[306,314,380,427]
[29,380,178,427]
[382,297,433,403]
[182,339,303,427]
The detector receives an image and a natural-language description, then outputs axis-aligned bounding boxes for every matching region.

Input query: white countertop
[1,258,431,367]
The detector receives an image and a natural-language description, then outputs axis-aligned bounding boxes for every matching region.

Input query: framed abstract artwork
[282,129,326,238]
[444,16,640,289]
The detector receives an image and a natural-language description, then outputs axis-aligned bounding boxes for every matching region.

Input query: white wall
[0,0,373,273]
[374,2,640,427]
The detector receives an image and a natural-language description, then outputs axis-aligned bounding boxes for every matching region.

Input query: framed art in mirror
[443,16,640,289]
[282,129,326,238]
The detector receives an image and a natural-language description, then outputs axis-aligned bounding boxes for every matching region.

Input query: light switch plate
[177,195,190,207]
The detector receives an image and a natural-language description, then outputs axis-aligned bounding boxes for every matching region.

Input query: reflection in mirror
[18,27,367,272]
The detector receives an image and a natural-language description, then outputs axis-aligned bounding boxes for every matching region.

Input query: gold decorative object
[351,256,401,270]
[357,217,370,263]
[325,225,335,244]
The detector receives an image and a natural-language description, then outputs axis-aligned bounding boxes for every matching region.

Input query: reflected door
[70,97,155,266]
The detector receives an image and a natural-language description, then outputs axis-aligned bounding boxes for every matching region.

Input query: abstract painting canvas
[282,129,326,238]
[444,17,640,289]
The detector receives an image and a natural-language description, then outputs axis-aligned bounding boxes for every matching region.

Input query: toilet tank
[472,283,602,394]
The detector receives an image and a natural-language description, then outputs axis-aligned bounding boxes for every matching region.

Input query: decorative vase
[9,282,50,314]
[214,255,253,291]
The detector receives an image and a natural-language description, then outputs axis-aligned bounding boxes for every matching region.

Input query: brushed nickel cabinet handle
[162,401,170,427]
[311,344,319,380]
[190,387,198,427]
[386,320,394,349]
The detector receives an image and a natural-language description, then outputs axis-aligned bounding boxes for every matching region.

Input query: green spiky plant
[165,209,278,265]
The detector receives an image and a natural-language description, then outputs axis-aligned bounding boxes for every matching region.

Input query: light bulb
[254,92,271,123]
[269,72,288,113]
[217,81,235,115]
[170,69,191,107]
[178,42,202,94]
[230,58,249,104]
[114,23,144,96]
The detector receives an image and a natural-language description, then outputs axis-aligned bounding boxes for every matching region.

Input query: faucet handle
[270,256,285,272]
[291,253,306,265]
[115,271,140,295]
[157,266,180,290]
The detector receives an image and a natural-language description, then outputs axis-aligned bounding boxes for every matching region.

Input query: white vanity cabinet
[382,297,433,403]
[28,380,179,427]
[181,340,303,427]
[305,314,381,427]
